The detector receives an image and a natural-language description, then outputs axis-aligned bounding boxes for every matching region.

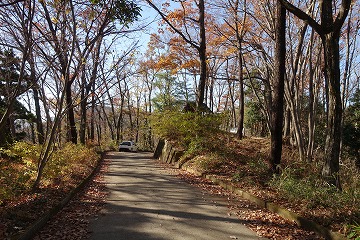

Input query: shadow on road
[89,152,266,240]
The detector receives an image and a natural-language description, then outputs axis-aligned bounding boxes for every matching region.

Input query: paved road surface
[89,152,266,240]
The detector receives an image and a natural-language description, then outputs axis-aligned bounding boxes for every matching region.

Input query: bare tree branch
[278,0,323,34]
[0,0,24,7]
[334,0,352,32]
[144,0,200,50]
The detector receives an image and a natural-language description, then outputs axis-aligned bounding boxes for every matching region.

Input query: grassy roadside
[150,110,360,239]
[178,135,360,238]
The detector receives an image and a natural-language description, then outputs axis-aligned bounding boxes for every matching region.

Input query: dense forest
[0,0,359,238]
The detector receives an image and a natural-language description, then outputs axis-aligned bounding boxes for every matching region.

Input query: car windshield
[120,141,131,146]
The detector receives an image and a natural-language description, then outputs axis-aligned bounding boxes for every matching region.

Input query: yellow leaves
[155,55,177,71]
[148,33,164,50]
[225,47,237,56]
[210,35,228,46]
[51,17,59,24]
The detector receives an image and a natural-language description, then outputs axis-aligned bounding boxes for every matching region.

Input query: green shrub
[0,142,40,203]
[150,110,225,148]
[151,110,228,169]
[248,158,268,175]
[0,142,99,203]
[193,153,227,172]
[44,142,99,182]
[347,222,360,240]
[269,166,359,211]
[342,88,360,167]
[0,141,41,161]
[107,140,119,151]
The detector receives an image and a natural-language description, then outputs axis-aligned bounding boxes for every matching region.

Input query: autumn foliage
[0,142,99,205]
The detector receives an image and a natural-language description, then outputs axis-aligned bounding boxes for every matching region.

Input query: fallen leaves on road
[176,170,323,240]
[2,155,325,240]
[32,159,109,240]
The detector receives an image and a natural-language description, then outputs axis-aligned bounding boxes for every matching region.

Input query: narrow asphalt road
[89,151,266,240]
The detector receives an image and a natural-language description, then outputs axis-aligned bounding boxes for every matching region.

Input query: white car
[119,141,137,152]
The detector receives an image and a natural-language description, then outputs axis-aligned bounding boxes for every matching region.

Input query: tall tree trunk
[279,0,351,191]
[146,79,153,148]
[127,93,134,138]
[97,123,101,144]
[96,107,103,143]
[29,53,45,144]
[208,77,214,112]
[116,94,124,142]
[286,92,305,161]
[39,81,52,135]
[283,107,291,140]
[90,82,96,141]
[101,101,115,140]
[233,0,247,139]
[322,33,342,189]
[33,87,45,144]
[135,95,140,143]
[79,77,87,144]
[236,50,244,139]
[307,57,315,162]
[270,1,286,173]
[225,59,236,127]
[197,0,207,108]
[284,22,309,160]
[307,29,318,162]
[33,81,67,190]
[65,82,77,144]
[79,37,103,144]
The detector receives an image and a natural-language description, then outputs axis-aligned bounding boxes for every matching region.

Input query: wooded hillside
[0,0,359,238]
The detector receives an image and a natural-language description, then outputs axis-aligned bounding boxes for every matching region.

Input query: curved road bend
[89,151,267,240]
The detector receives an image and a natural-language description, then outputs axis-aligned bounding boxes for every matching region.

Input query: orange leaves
[160,1,198,28]
[148,33,165,51]
[211,35,228,46]
[145,29,200,74]
[168,36,184,46]
[180,59,200,72]
[224,46,238,56]
[139,58,157,72]
[167,9,185,22]
[155,54,178,71]
[144,49,200,75]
